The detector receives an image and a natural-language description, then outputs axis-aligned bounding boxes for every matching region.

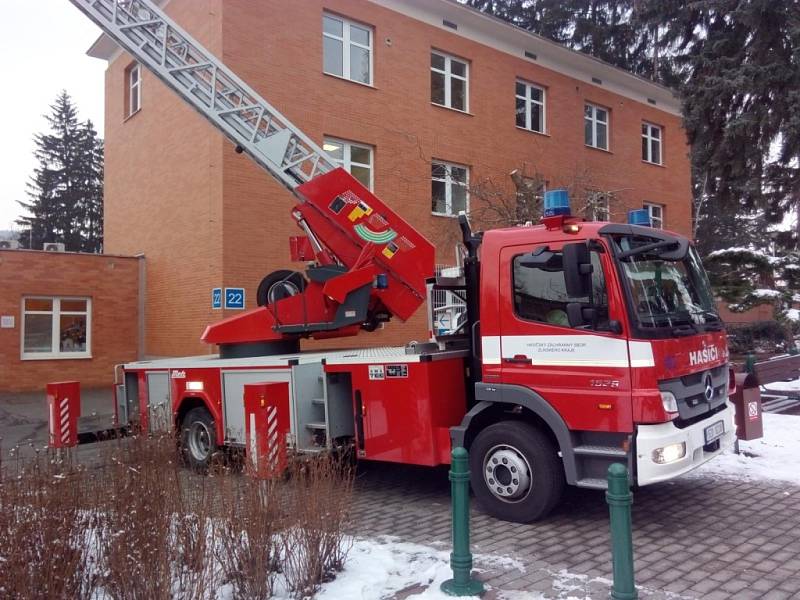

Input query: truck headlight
[652,442,686,464]
[660,391,678,414]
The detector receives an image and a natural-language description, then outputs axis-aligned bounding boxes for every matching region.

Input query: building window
[22,297,91,360]
[126,63,141,117]
[642,122,662,164]
[431,161,469,216]
[644,202,664,228]
[584,103,608,150]
[323,137,373,190]
[322,13,372,85]
[431,51,468,112]
[515,80,545,133]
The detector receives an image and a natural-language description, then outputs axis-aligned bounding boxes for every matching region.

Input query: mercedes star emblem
[703,373,714,402]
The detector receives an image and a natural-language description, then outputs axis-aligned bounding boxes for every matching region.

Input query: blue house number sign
[211,288,222,309]
[224,288,246,310]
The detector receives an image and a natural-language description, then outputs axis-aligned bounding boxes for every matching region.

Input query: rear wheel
[256,270,307,306]
[469,421,564,522]
[180,407,218,471]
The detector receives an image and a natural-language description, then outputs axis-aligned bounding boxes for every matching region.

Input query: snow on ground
[248,537,536,600]
[690,412,800,486]
[762,376,800,391]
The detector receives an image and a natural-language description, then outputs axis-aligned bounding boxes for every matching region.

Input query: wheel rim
[188,420,212,462]
[483,444,532,503]
[268,280,300,304]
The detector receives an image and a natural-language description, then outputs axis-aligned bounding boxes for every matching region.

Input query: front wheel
[180,407,218,472]
[469,421,564,522]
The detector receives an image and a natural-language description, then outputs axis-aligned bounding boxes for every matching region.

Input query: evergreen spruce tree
[16,91,104,252]
[637,0,800,254]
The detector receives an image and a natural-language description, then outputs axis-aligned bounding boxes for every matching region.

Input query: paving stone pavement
[349,462,800,599]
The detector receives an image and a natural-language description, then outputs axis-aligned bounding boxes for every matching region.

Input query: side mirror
[519,246,563,272]
[563,242,593,297]
[567,302,594,328]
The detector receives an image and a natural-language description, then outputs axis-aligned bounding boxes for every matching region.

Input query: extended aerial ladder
[69,0,435,357]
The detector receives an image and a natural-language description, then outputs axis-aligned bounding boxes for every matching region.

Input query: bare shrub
[0,434,356,599]
[214,475,281,599]
[94,434,178,600]
[171,475,214,599]
[0,450,89,599]
[280,454,354,598]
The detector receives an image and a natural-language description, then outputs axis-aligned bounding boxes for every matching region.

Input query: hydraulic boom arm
[69,0,435,355]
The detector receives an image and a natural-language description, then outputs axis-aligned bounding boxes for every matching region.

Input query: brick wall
[0,250,141,393]
[103,0,224,357]
[102,0,692,354]
[717,301,775,325]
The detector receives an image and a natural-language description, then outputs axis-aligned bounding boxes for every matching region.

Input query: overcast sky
[0,0,105,232]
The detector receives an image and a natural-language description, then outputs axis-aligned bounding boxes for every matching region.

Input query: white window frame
[323,137,374,191]
[515,80,546,134]
[127,63,141,117]
[431,160,469,217]
[642,122,663,165]
[322,13,373,85]
[644,202,664,229]
[21,297,92,360]
[431,51,469,112]
[585,103,609,150]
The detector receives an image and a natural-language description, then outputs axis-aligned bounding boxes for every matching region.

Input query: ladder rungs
[306,422,327,430]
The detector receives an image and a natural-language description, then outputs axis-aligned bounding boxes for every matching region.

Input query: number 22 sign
[224,288,245,309]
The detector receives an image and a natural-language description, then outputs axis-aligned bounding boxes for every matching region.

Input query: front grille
[680,365,726,387]
[659,366,728,422]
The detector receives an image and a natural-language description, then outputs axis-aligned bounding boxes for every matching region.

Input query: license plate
[704,420,725,444]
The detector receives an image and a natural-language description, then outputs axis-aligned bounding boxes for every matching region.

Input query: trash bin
[731,372,763,440]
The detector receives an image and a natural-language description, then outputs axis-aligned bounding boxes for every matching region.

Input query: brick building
[0,250,143,392]
[88,0,691,357]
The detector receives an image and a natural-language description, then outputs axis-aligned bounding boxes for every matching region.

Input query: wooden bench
[749,354,800,386]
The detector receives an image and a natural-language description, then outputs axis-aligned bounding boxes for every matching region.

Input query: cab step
[576,477,609,490]
[306,421,327,430]
[312,397,325,405]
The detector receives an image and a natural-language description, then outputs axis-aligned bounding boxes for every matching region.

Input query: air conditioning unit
[0,240,20,250]
[42,242,66,252]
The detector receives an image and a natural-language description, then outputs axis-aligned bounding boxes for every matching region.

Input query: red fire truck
[71,0,735,522]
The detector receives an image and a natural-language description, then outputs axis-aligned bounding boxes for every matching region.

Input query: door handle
[503,354,532,365]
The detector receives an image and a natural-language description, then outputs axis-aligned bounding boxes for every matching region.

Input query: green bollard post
[744,353,756,374]
[607,463,638,600]
[441,447,485,597]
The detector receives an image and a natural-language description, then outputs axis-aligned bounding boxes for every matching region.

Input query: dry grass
[0,435,354,599]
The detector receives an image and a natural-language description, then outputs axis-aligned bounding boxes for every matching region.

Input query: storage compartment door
[222,370,291,443]
[146,372,171,432]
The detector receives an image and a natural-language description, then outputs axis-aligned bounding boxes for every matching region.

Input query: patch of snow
[752,288,781,298]
[308,538,526,600]
[313,538,453,600]
[786,308,800,322]
[690,413,800,486]
[765,376,800,391]
[706,247,759,258]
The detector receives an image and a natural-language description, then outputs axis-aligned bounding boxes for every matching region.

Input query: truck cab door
[497,241,633,433]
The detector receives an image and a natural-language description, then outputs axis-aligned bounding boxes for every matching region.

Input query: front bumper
[635,401,735,486]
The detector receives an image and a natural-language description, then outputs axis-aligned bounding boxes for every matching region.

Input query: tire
[256,270,307,306]
[180,407,218,472]
[469,420,565,523]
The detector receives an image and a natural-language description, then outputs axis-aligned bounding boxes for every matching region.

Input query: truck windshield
[611,235,720,335]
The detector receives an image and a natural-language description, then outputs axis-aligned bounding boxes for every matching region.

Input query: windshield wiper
[618,239,680,260]
[672,324,698,337]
